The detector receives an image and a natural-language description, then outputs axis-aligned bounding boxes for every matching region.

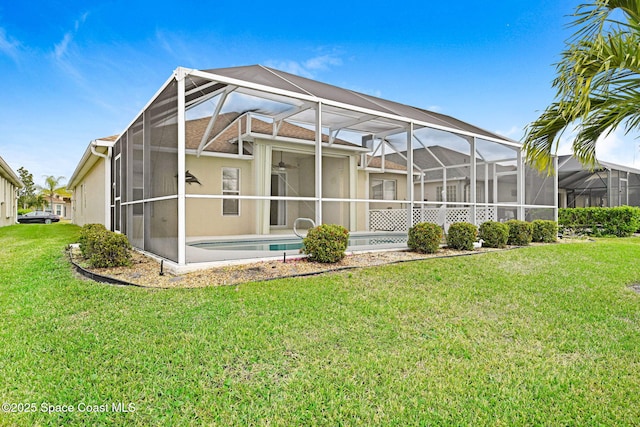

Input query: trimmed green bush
[78,223,131,268]
[478,221,509,248]
[301,224,349,263]
[506,220,533,246]
[78,223,107,259]
[408,222,442,254]
[446,222,478,251]
[558,206,640,237]
[89,231,132,268]
[532,220,558,243]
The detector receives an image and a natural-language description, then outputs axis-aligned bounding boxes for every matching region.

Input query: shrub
[558,206,640,237]
[78,223,107,259]
[478,221,509,248]
[78,223,131,268]
[301,224,349,263]
[407,222,442,254]
[506,220,533,246]
[532,220,558,243]
[18,208,32,216]
[89,231,132,268]
[446,222,478,250]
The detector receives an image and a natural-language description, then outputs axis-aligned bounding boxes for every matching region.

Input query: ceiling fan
[272,151,297,170]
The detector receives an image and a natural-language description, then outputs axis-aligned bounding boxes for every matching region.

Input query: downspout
[91,141,113,227]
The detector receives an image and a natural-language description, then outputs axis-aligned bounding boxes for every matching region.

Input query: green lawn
[1,223,640,426]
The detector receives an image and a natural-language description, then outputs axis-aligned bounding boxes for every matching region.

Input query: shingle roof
[185,112,357,154]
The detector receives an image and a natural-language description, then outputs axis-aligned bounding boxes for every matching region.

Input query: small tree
[17,167,36,209]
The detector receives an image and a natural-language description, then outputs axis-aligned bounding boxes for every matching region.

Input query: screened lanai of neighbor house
[95,65,556,269]
[558,155,640,208]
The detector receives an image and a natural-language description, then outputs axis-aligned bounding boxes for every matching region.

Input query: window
[371,179,397,200]
[222,168,240,216]
[436,185,457,202]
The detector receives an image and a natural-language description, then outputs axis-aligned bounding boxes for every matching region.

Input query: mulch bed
[69,240,583,289]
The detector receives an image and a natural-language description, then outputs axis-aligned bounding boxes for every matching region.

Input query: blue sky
[1,1,638,186]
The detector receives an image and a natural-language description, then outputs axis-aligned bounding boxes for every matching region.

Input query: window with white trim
[436,185,457,202]
[222,167,240,216]
[371,179,397,200]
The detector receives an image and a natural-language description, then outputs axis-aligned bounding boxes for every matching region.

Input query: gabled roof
[186,112,358,154]
[0,155,23,188]
[196,65,514,145]
[558,154,640,175]
[558,154,640,190]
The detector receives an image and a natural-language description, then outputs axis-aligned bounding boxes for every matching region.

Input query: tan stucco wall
[185,155,256,237]
[72,159,106,226]
[322,156,350,226]
[368,172,408,210]
[0,175,18,227]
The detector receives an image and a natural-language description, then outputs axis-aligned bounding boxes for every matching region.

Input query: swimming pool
[189,232,408,252]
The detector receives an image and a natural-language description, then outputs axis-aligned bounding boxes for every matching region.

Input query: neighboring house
[68,65,557,269]
[0,155,23,227]
[558,155,640,208]
[46,191,72,220]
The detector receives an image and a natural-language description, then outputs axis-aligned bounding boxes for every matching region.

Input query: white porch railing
[369,207,497,231]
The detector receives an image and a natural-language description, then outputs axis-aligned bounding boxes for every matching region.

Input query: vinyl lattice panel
[369,207,497,231]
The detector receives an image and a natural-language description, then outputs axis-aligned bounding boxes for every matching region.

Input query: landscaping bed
[69,242,569,288]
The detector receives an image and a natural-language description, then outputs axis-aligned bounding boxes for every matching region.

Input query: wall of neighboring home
[72,159,106,226]
[185,155,256,237]
[0,173,18,227]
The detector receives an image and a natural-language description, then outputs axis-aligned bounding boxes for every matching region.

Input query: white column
[315,102,322,225]
[406,123,414,228]
[517,150,524,220]
[349,155,357,231]
[103,147,112,228]
[553,155,559,222]
[177,68,187,265]
[470,137,477,224]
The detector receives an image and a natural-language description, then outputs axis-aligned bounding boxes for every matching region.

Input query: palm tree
[523,1,640,173]
[38,175,66,213]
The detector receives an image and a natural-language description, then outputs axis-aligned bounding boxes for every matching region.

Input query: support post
[315,102,323,226]
[517,150,524,220]
[406,123,414,229]
[553,155,559,222]
[177,68,187,265]
[469,137,477,224]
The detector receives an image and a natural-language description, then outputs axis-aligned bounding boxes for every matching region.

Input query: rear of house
[68,65,557,271]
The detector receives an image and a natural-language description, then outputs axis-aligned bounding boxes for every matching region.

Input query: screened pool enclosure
[108,65,557,268]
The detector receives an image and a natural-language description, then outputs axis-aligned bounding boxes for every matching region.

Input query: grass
[1,223,640,425]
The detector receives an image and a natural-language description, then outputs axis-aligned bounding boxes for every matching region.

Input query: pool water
[190,233,408,252]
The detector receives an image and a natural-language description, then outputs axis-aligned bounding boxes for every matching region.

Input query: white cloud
[264,59,314,78]
[0,27,20,62]
[304,54,342,71]
[264,51,343,79]
[51,12,90,81]
[495,125,522,140]
[553,126,640,169]
[53,32,73,60]
[595,128,640,168]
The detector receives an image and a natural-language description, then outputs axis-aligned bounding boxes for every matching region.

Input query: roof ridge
[258,65,315,97]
